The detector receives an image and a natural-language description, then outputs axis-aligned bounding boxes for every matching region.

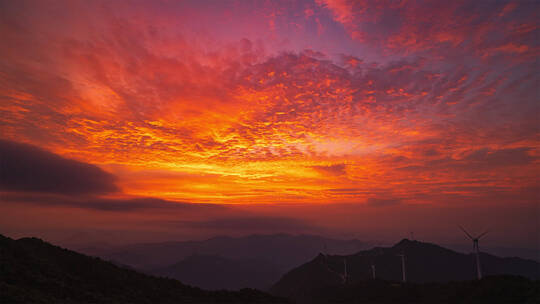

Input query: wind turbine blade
[459,225,474,240]
[477,230,489,239]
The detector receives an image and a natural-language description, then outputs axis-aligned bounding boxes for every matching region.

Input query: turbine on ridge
[459,225,489,280]
[397,253,406,283]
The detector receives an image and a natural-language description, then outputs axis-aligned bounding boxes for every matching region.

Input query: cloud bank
[0,140,117,195]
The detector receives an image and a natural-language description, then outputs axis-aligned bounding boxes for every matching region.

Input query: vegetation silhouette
[2,234,538,303]
[276,276,540,304]
[271,239,540,303]
[0,234,288,303]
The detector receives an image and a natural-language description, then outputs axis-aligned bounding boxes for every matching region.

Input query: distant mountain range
[80,234,367,271]
[0,234,287,303]
[76,234,367,290]
[75,234,539,291]
[2,234,538,303]
[153,254,282,291]
[271,239,540,300]
[443,243,539,262]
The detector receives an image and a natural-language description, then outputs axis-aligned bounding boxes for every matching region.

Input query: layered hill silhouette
[77,234,366,290]
[0,234,287,303]
[2,234,538,303]
[153,254,282,290]
[271,239,539,301]
[81,234,366,271]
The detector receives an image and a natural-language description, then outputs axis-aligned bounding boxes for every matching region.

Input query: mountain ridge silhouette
[0,234,287,303]
[271,238,539,299]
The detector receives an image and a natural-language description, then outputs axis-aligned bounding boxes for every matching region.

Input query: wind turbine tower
[397,253,406,282]
[460,226,488,280]
[343,258,348,284]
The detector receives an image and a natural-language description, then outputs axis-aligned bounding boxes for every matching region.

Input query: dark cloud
[461,147,535,168]
[366,197,402,207]
[177,216,317,232]
[0,139,118,195]
[397,147,536,173]
[1,192,223,212]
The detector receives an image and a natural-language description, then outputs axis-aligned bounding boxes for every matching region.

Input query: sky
[0,0,538,248]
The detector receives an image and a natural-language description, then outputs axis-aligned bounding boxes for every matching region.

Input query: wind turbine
[342,258,348,284]
[370,263,376,279]
[397,253,406,282]
[459,226,488,280]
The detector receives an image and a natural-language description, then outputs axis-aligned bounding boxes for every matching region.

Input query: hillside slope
[271,239,539,300]
[0,234,287,303]
[274,276,540,304]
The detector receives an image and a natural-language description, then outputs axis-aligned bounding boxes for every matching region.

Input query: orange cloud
[0,0,538,236]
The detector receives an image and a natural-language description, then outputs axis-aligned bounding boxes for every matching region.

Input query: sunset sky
[0,0,538,248]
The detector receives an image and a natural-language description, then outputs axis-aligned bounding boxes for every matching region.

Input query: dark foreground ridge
[274,276,540,304]
[271,239,540,303]
[0,234,288,303]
